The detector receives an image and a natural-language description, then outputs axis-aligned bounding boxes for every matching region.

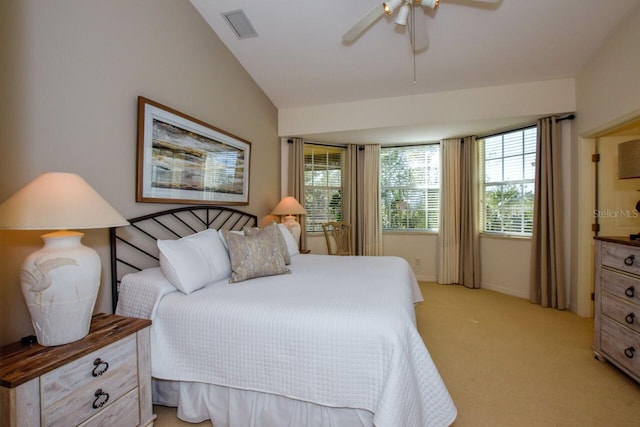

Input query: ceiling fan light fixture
[395,3,410,25]
[417,0,440,10]
[383,0,402,15]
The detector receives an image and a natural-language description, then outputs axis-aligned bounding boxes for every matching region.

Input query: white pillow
[158,229,231,294]
[278,223,300,257]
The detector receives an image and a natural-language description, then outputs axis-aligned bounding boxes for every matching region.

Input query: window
[380,144,440,230]
[479,127,537,235]
[304,144,345,232]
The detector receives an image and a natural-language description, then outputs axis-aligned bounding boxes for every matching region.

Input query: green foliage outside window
[481,127,536,235]
[380,145,440,230]
[483,184,534,234]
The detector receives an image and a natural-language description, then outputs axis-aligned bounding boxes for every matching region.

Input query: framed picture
[137,96,251,205]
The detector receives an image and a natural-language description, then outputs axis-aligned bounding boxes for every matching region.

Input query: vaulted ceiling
[191,0,640,141]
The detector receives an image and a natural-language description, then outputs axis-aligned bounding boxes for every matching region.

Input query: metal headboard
[110,206,257,312]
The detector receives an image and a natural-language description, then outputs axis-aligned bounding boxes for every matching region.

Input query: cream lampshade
[0,172,129,346]
[619,140,640,180]
[618,140,640,240]
[271,196,307,247]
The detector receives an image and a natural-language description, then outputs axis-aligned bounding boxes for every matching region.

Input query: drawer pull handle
[624,347,636,359]
[626,286,636,298]
[625,313,636,324]
[625,255,635,266]
[92,389,110,409]
[92,358,109,377]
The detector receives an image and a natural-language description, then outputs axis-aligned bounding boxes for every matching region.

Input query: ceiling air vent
[222,9,258,39]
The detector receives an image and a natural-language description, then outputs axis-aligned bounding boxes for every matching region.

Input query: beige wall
[597,136,640,237]
[382,233,438,281]
[572,5,640,317]
[0,0,279,346]
[280,78,576,139]
[479,237,531,298]
[576,7,640,137]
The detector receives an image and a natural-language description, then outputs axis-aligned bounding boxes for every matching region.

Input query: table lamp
[618,139,640,240]
[271,196,307,246]
[0,172,129,346]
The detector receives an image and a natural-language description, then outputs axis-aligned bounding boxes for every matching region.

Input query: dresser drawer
[78,388,140,427]
[41,334,138,426]
[600,268,640,305]
[601,242,640,276]
[601,293,640,335]
[601,317,640,378]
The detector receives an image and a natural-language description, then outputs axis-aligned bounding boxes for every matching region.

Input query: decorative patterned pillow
[218,228,244,250]
[245,222,291,265]
[226,226,291,283]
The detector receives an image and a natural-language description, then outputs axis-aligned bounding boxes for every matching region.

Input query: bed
[110,206,456,427]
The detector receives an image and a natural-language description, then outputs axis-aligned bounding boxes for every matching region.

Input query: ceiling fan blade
[342,3,386,43]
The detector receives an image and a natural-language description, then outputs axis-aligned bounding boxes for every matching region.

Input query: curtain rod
[476,113,575,140]
[289,139,366,149]
[288,114,576,146]
[557,113,575,122]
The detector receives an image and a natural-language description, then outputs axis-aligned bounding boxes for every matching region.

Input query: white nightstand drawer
[0,314,153,427]
[78,388,140,427]
[41,334,138,426]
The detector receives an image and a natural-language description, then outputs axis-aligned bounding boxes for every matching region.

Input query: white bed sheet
[117,254,456,427]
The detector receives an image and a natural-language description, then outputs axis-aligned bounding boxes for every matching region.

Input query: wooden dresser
[594,237,640,383]
[0,313,154,427]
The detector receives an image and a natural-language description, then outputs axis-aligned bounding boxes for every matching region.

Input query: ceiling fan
[343,0,501,52]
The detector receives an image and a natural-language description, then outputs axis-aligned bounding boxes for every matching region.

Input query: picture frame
[136,96,251,205]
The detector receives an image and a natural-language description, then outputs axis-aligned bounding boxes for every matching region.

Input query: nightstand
[0,313,154,427]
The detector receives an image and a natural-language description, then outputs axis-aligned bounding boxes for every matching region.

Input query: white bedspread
[117,255,456,427]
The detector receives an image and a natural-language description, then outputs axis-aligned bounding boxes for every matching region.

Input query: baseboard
[415,274,437,282]
[480,282,529,300]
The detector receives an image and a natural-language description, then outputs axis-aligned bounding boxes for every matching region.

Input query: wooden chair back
[322,222,352,256]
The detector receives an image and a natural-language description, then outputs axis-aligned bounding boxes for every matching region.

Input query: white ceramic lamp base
[20,230,100,346]
[281,215,301,248]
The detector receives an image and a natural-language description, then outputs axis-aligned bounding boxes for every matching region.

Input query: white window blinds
[380,144,440,230]
[304,145,345,232]
[480,127,537,235]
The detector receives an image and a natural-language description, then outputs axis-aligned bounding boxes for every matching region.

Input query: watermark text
[593,209,639,219]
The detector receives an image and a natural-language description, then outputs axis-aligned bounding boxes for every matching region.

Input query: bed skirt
[153,379,375,426]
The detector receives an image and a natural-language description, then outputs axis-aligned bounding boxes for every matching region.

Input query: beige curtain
[530,117,566,309]
[459,136,480,288]
[438,139,461,284]
[287,137,307,251]
[345,146,360,254]
[363,145,382,255]
[438,137,481,287]
[345,145,382,255]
